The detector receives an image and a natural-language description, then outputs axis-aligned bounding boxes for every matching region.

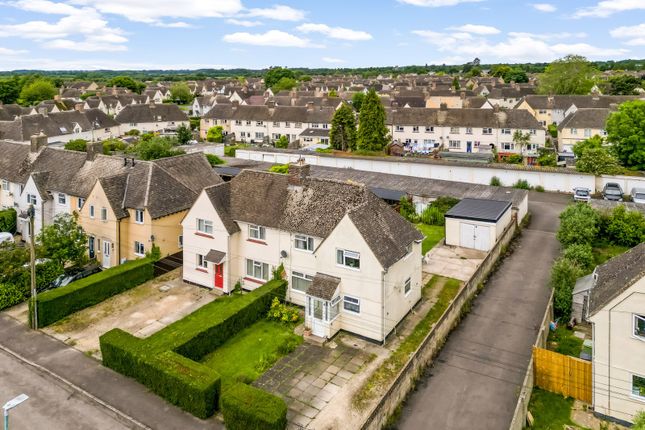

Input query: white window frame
[178,235,183,248]
[501,128,511,135]
[134,241,145,256]
[330,296,341,321]
[412,126,419,133]
[448,140,461,149]
[482,127,492,135]
[135,209,144,224]
[343,295,360,314]
[404,277,411,296]
[197,218,213,235]
[425,126,434,133]
[294,234,314,252]
[100,207,108,221]
[58,193,66,205]
[197,254,208,269]
[291,271,313,293]
[450,127,460,134]
[27,194,37,205]
[77,198,85,210]
[336,249,360,270]
[395,125,404,132]
[465,127,473,135]
[1,180,9,191]
[632,373,645,400]
[634,314,645,340]
[248,224,266,241]
[246,258,269,281]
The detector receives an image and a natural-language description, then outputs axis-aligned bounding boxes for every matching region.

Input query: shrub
[551,258,583,320]
[0,283,29,311]
[221,383,287,430]
[430,196,460,213]
[102,138,127,154]
[269,164,289,174]
[562,243,595,273]
[266,297,299,324]
[556,204,601,247]
[125,129,140,136]
[274,135,289,149]
[633,410,645,430]
[64,139,88,152]
[224,145,245,157]
[606,205,645,247]
[513,179,532,190]
[490,176,502,186]
[547,124,558,138]
[206,154,224,166]
[535,185,545,192]
[0,208,17,233]
[207,126,224,143]
[420,206,444,226]
[399,196,417,223]
[504,154,523,164]
[33,258,154,326]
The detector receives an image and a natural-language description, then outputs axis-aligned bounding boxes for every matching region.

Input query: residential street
[397,192,569,430]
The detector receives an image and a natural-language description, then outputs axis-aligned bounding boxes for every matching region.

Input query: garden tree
[300,75,312,82]
[452,76,460,90]
[102,138,126,154]
[551,257,583,320]
[274,135,289,149]
[606,205,645,247]
[170,83,193,104]
[504,68,528,83]
[330,103,357,151]
[206,126,224,143]
[264,67,295,89]
[572,135,603,158]
[272,77,297,92]
[0,76,22,104]
[351,92,365,112]
[537,55,598,95]
[205,154,224,166]
[19,78,57,105]
[357,89,389,151]
[38,213,88,268]
[556,203,601,246]
[399,197,417,223]
[562,243,595,273]
[64,139,88,152]
[132,137,185,160]
[176,124,192,145]
[467,67,482,77]
[606,100,645,170]
[536,147,557,167]
[512,131,531,162]
[328,89,338,97]
[0,241,29,285]
[607,74,642,95]
[107,76,145,93]
[575,147,623,175]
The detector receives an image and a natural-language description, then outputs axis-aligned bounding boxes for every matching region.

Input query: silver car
[573,187,591,203]
[631,187,645,205]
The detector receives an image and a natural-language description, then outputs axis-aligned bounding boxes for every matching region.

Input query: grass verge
[415,223,445,255]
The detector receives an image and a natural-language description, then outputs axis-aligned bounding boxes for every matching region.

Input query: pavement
[397,191,569,430]
[0,314,221,430]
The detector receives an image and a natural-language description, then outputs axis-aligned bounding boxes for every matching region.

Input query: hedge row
[100,329,220,419]
[99,279,287,419]
[221,383,287,430]
[0,283,29,311]
[33,258,154,327]
[0,208,17,233]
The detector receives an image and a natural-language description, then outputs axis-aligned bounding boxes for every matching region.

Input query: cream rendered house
[588,243,645,425]
[557,108,610,152]
[181,163,424,342]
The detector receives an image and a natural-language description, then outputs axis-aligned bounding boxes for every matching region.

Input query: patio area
[423,244,486,281]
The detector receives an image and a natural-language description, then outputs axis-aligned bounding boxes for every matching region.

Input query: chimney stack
[306,101,314,112]
[232,100,239,110]
[439,102,448,111]
[75,102,85,112]
[54,94,61,102]
[493,104,500,113]
[38,107,48,117]
[460,91,466,100]
[288,159,310,187]
[266,100,276,109]
[30,132,47,153]
[86,141,103,161]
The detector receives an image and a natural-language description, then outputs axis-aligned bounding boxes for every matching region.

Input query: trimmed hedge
[99,279,287,419]
[34,258,154,327]
[0,283,29,311]
[221,383,287,430]
[100,329,220,419]
[0,208,17,233]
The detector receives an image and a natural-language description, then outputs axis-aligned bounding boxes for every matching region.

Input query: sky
[0,0,643,71]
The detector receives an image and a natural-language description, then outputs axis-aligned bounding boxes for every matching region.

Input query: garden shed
[444,198,512,252]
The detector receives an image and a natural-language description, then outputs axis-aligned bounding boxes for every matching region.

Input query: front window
[78,198,85,209]
[295,122,302,129]
[501,128,511,135]
[311,123,319,128]
[89,205,95,218]
[197,254,207,268]
[246,259,269,281]
[395,126,404,132]
[291,271,313,293]
[27,194,37,205]
[635,314,645,339]
[412,126,419,133]
[1,180,9,191]
[571,128,577,135]
[449,140,461,149]
[632,374,645,399]
[343,295,360,314]
[256,121,263,126]
[134,241,145,256]
[294,234,314,251]
[482,127,492,135]
[503,142,515,151]
[101,207,107,221]
[273,121,280,127]
[249,224,266,241]
[450,127,460,134]
[330,296,341,320]
[135,209,144,224]
[425,126,434,133]
[466,127,473,134]
[197,218,213,235]
[255,132,264,139]
[58,194,66,205]
[336,249,360,269]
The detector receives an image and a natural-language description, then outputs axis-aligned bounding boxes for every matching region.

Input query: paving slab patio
[423,244,486,281]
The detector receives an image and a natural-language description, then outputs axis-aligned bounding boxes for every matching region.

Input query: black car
[602,183,623,201]
[43,265,102,292]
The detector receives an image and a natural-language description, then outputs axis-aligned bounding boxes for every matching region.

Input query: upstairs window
[101,207,108,221]
[450,127,460,134]
[135,209,144,224]
[249,224,266,241]
[635,314,645,339]
[294,234,314,251]
[501,128,511,135]
[395,126,404,132]
[404,277,411,295]
[337,249,360,269]
[482,127,492,135]
[412,126,419,133]
[58,193,66,205]
[27,194,37,205]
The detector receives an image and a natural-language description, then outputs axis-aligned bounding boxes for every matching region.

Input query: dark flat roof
[369,186,405,201]
[445,198,512,223]
[213,166,242,177]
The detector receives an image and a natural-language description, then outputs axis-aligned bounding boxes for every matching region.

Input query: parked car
[0,232,13,244]
[602,183,623,201]
[573,187,592,203]
[631,187,645,204]
[43,264,102,292]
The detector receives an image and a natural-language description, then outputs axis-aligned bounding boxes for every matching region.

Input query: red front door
[214,263,224,289]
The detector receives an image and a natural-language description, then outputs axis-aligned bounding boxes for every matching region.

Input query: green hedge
[0,283,29,311]
[33,258,154,327]
[0,208,17,233]
[221,383,287,430]
[99,279,287,419]
[100,329,220,419]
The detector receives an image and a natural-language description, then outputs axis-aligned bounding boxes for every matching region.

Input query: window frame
[291,271,313,293]
[1,180,9,191]
[294,234,314,252]
[135,209,144,224]
[343,295,361,314]
[404,277,412,296]
[77,197,85,210]
[634,314,645,341]
[57,193,66,205]
[197,218,213,235]
[100,207,108,221]
[248,224,266,241]
[26,194,37,205]
[197,253,208,269]
[336,249,360,270]
[329,296,341,321]
[632,373,645,400]
[134,241,145,256]
[395,125,404,132]
[245,258,269,281]
[89,205,95,218]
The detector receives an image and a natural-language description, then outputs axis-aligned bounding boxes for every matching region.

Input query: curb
[0,343,151,430]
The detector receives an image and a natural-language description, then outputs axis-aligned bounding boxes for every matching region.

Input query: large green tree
[572,135,604,158]
[606,100,645,170]
[0,76,22,104]
[607,74,642,95]
[537,55,598,95]
[176,124,192,145]
[351,92,365,112]
[556,203,601,247]
[39,213,88,268]
[107,76,145,94]
[131,137,185,160]
[356,89,389,151]
[265,67,296,89]
[272,77,297,92]
[575,147,623,175]
[19,78,57,106]
[330,103,357,151]
[170,83,193,104]
[206,126,224,143]
[64,139,88,152]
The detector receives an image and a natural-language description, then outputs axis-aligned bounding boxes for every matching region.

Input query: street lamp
[3,394,28,430]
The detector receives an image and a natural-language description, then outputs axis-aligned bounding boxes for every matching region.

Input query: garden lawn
[547,325,583,357]
[592,242,629,266]
[415,223,445,255]
[528,388,588,430]
[200,319,301,390]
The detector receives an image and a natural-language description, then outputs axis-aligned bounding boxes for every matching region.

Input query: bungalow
[181,162,424,342]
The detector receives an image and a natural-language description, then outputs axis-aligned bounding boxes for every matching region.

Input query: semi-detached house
[115,103,189,134]
[181,163,424,342]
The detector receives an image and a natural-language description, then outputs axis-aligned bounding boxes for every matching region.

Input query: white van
[631,187,645,204]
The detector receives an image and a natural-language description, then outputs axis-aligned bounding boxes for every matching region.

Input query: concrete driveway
[397,192,568,430]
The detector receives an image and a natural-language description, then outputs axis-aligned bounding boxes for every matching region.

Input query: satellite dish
[280,250,288,258]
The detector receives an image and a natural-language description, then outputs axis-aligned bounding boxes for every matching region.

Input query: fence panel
[533,347,592,403]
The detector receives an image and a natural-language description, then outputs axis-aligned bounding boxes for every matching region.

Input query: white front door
[102,240,111,268]
[309,298,326,338]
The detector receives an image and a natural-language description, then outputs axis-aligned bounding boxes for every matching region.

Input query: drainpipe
[381,269,386,345]
[117,218,121,265]
[607,308,611,417]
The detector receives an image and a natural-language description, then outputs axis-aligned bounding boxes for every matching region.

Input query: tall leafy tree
[206,126,224,143]
[537,55,598,95]
[39,213,88,268]
[607,75,642,95]
[107,76,145,94]
[572,135,604,158]
[330,103,357,151]
[575,147,623,175]
[606,100,645,170]
[176,124,192,145]
[264,67,295,89]
[357,89,389,151]
[0,76,22,104]
[170,83,193,104]
[351,92,365,112]
[272,77,297,92]
[19,78,57,106]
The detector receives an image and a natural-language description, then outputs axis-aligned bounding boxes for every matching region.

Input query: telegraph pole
[28,205,37,330]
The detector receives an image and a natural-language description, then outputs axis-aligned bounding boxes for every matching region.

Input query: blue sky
[0,0,643,70]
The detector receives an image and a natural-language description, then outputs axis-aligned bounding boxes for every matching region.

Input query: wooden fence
[533,347,592,403]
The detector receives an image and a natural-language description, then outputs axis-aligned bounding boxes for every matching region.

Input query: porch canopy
[308,273,340,300]
[204,249,226,264]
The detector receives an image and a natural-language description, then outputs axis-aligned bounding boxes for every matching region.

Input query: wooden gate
[533,347,592,403]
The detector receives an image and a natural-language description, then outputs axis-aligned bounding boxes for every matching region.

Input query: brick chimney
[460,91,466,100]
[86,141,103,161]
[288,159,310,186]
[30,132,47,153]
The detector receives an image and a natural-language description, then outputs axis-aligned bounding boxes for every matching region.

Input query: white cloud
[153,21,193,28]
[448,24,500,34]
[245,5,305,21]
[223,30,320,48]
[574,0,645,18]
[226,18,263,27]
[322,57,345,63]
[610,23,645,46]
[296,23,372,41]
[531,3,556,12]
[0,56,235,71]
[508,31,587,41]
[398,0,482,6]
[0,47,28,55]
[47,38,127,51]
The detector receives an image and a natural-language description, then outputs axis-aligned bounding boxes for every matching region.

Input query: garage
[444,198,513,252]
